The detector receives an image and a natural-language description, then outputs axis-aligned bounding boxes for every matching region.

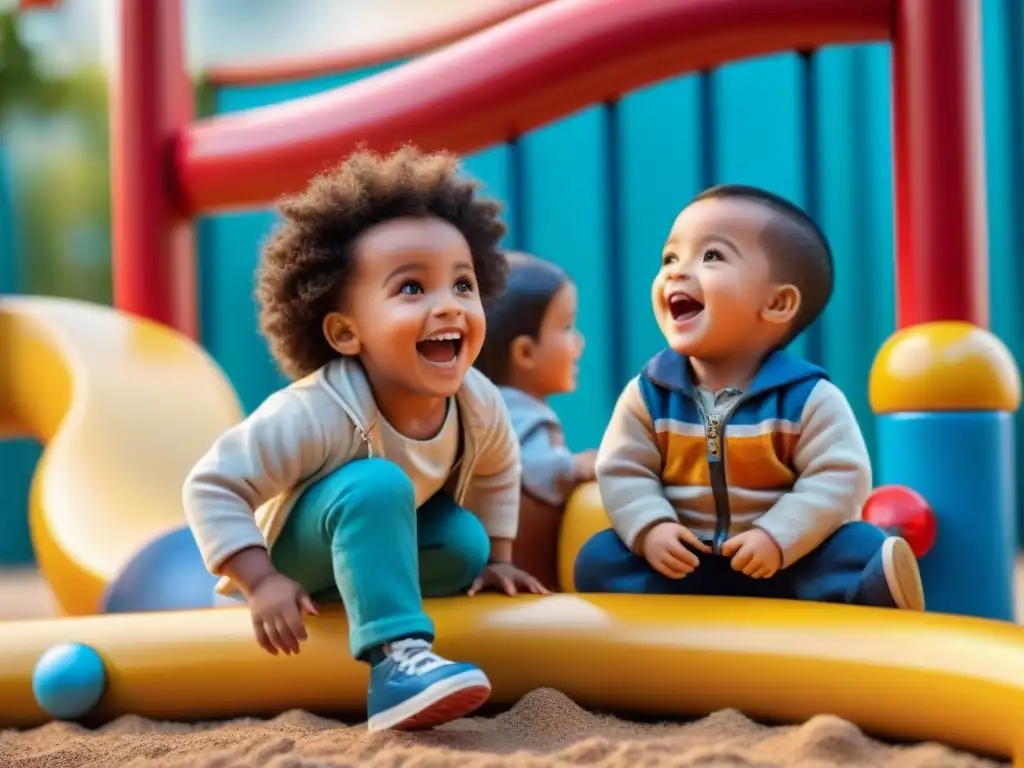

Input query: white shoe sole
[367,669,492,732]
[882,537,926,611]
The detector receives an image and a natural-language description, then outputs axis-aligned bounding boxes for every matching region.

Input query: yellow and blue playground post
[870,321,1022,621]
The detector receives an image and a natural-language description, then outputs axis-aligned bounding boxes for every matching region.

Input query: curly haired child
[574,185,925,612]
[183,146,547,732]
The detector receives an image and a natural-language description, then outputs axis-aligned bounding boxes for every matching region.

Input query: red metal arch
[110,0,987,340]
[175,0,892,213]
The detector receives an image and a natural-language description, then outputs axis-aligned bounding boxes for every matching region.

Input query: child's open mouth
[416,331,463,368]
[668,292,704,324]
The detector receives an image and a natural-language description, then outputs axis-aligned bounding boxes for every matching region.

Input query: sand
[0,688,1005,768]
[0,569,1011,767]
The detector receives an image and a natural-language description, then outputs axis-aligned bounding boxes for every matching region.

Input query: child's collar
[642,347,828,397]
[316,356,492,432]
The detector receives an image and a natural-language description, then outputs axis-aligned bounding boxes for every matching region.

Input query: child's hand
[247,572,319,656]
[640,521,711,579]
[572,450,598,482]
[722,528,782,579]
[468,562,550,596]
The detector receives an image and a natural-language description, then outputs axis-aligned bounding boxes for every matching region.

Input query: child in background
[574,185,925,612]
[474,252,594,590]
[183,147,546,733]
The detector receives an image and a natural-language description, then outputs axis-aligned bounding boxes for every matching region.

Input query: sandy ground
[0,567,1014,768]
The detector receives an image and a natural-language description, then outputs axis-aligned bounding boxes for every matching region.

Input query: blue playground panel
[0,139,41,566]
[876,412,1017,621]
[1,1,1023,570]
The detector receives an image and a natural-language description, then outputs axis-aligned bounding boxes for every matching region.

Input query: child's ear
[510,334,537,371]
[323,312,361,356]
[762,284,802,326]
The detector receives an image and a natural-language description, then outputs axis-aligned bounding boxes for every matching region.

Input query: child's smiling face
[516,280,584,398]
[652,196,789,361]
[323,215,486,401]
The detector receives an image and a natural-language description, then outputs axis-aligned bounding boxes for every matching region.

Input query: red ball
[862,485,936,558]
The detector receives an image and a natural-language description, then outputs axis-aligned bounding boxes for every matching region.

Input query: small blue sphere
[32,643,107,720]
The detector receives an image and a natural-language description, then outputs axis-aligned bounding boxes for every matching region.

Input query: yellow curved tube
[0,296,243,615]
[1,595,1024,762]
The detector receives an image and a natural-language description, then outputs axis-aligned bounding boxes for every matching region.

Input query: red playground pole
[891,0,989,330]
[109,0,197,339]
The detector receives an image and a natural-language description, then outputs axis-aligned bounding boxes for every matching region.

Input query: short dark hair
[257,146,509,380]
[474,251,569,386]
[691,184,834,344]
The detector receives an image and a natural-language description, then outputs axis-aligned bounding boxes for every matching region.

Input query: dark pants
[573,521,896,607]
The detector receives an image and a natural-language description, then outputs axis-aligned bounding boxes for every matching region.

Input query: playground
[2,0,1024,766]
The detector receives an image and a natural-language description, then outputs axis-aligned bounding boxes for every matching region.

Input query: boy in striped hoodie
[574,185,925,611]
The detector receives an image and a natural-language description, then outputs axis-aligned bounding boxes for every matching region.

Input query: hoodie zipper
[356,425,373,457]
[704,410,731,554]
[692,392,748,555]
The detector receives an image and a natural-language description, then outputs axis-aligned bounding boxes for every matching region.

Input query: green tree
[0,10,73,117]
[1,9,112,303]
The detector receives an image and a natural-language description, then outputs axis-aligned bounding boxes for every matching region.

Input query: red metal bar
[174,0,891,215]
[891,0,989,328]
[110,0,197,338]
[206,0,552,87]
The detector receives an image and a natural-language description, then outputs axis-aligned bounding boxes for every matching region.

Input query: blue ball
[32,643,107,720]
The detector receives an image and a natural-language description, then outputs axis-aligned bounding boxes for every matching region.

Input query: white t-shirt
[378,398,460,508]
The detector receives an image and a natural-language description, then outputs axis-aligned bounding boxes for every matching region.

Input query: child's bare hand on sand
[572,450,598,482]
[248,572,319,656]
[639,521,711,579]
[468,562,549,596]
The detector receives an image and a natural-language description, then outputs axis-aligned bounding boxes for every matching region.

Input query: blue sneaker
[366,638,491,731]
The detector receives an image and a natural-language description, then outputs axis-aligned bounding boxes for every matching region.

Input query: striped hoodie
[596,348,872,567]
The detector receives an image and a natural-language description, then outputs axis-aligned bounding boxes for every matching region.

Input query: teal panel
[711,53,809,360]
[982,0,1024,542]
[812,48,866,436]
[617,76,704,378]
[196,208,288,413]
[520,107,611,452]
[0,138,38,565]
[461,144,515,247]
[860,45,896,358]
[198,66,395,414]
[812,45,883,464]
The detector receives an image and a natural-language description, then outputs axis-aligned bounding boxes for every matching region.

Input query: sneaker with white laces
[881,536,926,611]
[366,638,491,731]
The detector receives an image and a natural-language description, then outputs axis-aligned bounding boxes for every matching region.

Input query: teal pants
[270,458,491,660]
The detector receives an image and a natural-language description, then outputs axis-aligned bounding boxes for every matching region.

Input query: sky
[4,0,514,76]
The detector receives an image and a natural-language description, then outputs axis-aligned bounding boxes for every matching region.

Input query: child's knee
[421,512,490,595]
[829,520,888,560]
[447,511,491,578]
[573,529,626,592]
[321,458,414,526]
